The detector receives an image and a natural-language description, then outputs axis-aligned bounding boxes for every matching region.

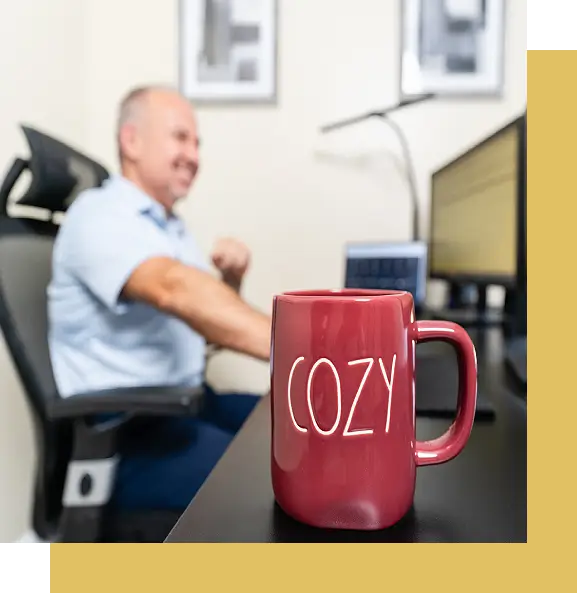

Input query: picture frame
[400,0,505,99]
[179,0,278,103]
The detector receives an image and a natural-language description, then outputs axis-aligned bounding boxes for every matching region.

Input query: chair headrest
[0,125,110,216]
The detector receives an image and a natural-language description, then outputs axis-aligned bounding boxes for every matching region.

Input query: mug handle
[411,320,478,466]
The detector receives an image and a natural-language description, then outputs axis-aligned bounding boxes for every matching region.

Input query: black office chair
[0,125,204,542]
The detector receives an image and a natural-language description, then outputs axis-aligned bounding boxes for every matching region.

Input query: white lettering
[286,354,397,437]
[288,356,307,432]
[306,358,342,436]
[378,355,397,433]
[343,358,375,437]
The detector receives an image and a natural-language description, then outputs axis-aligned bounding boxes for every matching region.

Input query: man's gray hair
[116,83,178,160]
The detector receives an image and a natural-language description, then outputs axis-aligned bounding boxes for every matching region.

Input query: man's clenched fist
[211,237,251,286]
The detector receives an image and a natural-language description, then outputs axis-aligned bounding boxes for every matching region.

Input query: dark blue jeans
[110,384,260,511]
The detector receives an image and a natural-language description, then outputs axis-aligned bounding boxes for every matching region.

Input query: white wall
[0,0,86,541]
[0,0,526,540]
[83,0,526,392]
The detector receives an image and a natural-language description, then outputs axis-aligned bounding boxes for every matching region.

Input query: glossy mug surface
[270,289,477,530]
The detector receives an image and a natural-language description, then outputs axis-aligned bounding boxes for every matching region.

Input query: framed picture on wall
[400,0,505,99]
[179,0,278,103]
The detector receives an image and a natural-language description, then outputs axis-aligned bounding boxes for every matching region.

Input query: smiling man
[47,84,271,513]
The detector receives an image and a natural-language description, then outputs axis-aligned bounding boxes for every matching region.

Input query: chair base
[100,510,183,543]
[21,511,183,543]
[14,529,48,543]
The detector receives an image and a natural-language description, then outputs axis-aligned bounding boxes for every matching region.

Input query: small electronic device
[344,241,428,309]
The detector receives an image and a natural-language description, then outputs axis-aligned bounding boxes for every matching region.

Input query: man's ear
[119,123,140,161]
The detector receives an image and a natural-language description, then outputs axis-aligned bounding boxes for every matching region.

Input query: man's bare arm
[121,257,271,361]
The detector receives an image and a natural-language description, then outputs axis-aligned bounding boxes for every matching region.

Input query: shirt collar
[105,174,180,228]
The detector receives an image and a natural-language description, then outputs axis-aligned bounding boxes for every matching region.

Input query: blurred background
[0,0,526,541]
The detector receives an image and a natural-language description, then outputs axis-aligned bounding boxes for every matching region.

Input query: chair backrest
[0,233,58,408]
[0,124,109,539]
[0,125,109,217]
[0,228,71,540]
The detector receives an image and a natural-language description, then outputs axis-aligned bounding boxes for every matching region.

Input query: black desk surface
[166,328,527,543]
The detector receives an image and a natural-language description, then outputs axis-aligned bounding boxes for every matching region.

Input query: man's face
[124,91,200,208]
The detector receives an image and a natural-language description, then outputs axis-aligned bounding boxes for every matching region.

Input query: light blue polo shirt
[47,175,208,398]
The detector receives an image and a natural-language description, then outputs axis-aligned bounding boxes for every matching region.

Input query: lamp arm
[375,114,420,243]
[319,94,434,243]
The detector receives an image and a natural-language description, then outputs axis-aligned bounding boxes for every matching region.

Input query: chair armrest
[48,385,205,419]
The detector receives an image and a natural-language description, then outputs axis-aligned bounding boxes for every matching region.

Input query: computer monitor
[511,112,527,337]
[506,113,527,388]
[429,113,526,287]
[428,112,526,325]
[344,241,428,309]
[429,111,527,386]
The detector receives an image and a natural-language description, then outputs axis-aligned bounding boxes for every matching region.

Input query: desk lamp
[319,94,434,311]
[319,93,434,243]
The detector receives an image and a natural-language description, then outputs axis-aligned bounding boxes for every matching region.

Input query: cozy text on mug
[286,355,397,437]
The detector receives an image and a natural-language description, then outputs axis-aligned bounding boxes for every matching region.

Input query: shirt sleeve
[61,206,174,314]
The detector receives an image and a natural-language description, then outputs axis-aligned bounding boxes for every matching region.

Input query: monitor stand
[431,307,504,326]
[505,336,527,388]
[430,284,505,327]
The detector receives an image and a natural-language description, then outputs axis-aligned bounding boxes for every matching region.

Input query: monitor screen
[429,115,524,285]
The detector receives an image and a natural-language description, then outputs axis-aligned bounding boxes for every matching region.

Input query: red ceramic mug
[270,289,477,530]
